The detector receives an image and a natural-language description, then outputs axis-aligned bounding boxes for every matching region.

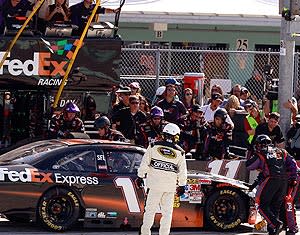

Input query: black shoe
[286,229,298,235]
[274,221,283,235]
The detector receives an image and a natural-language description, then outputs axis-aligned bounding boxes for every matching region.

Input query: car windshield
[0,140,67,163]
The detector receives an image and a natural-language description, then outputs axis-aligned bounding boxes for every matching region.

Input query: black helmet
[254,134,272,152]
[94,116,111,129]
[214,108,227,121]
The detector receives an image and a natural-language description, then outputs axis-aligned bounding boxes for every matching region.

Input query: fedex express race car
[0,139,253,232]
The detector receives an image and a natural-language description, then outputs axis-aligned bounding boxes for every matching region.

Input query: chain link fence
[120,47,299,103]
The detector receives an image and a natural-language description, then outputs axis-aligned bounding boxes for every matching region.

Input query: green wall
[118,22,281,50]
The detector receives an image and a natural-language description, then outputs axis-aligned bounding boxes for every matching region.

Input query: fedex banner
[0,37,122,91]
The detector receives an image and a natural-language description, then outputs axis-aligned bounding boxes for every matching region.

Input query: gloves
[136,177,144,189]
[248,180,259,191]
[176,186,185,197]
[289,179,297,187]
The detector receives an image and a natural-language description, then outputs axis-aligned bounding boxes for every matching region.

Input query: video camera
[263,64,278,101]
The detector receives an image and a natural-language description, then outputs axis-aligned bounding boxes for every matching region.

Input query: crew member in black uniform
[178,104,206,158]
[112,95,147,146]
[69,0,119,35]
[48,102,85,139]
[202,108,233,160]
[246,135,298,235]
[94,116,125,141]
[140,106,168,148]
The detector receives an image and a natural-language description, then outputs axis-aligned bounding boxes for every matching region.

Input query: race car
[0,139,253,232]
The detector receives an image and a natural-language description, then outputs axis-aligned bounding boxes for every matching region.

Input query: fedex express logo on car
[0,168,99,186]
[0,167,53,183]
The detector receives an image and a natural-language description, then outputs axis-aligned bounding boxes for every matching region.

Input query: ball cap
[191,104,202,113]
[116,85,132,93]
[211,93,223,101]
[165,78,180,86]
[129,82,140,89]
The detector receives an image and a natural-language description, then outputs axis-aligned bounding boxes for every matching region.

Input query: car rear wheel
[38,187,80,231]
[204,188,246,231]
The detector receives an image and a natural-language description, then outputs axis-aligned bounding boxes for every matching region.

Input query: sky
[69,0,280,16]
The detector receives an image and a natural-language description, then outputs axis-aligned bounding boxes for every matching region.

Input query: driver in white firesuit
[136,123,187,235]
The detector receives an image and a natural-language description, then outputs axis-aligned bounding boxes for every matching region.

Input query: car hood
[187,170,249,190]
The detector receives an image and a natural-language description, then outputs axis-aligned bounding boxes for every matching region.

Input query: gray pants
[140,189,175,235]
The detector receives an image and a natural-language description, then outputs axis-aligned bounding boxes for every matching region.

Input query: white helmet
[163,123,180,136]
[156,86,166,96]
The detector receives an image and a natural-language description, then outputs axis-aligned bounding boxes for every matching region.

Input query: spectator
[245,69,264,102]
[129,82,141,96]
[69,0,119,35]
[244,100,264,145]
[211,84,223,96]
[182,88,196,111]
[224,95,244,118]
[200,93,234,127]
[206,84,223,104]
[139,96,150,116]
[240,87,250,107]
[45,0,69,22]
[152,86,166,106]
[252,112,285,148]
[112,95,147,146]
[48,102,85,139]
[283,97,298,123]
[230,84,242,99]
[286,114,300,160]
[157,82,187,124]
[110,86,131,120]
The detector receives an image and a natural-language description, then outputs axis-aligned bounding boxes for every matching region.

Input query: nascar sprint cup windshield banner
[0,37,122,91]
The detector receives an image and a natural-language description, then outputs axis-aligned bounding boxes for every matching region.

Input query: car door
[81,145,145,228]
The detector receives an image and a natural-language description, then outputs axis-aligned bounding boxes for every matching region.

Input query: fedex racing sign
[0,52,67,77]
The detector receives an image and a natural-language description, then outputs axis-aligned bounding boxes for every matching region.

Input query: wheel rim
[212,196,239,224]
[46,196,74,224]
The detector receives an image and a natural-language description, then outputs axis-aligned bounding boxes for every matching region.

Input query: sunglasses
[152,117,161,120]
[167,88,176,92]
[130,101,139,105]
[185,93,192,96]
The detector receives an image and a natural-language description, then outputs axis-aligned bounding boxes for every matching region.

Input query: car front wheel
[38,187,80,231]
[204,188,247,231]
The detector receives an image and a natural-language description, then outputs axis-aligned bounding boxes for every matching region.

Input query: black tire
[204,188,247,231]
[38,187,80,232]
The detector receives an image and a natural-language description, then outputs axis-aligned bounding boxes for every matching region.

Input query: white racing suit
[138,140,187,235]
